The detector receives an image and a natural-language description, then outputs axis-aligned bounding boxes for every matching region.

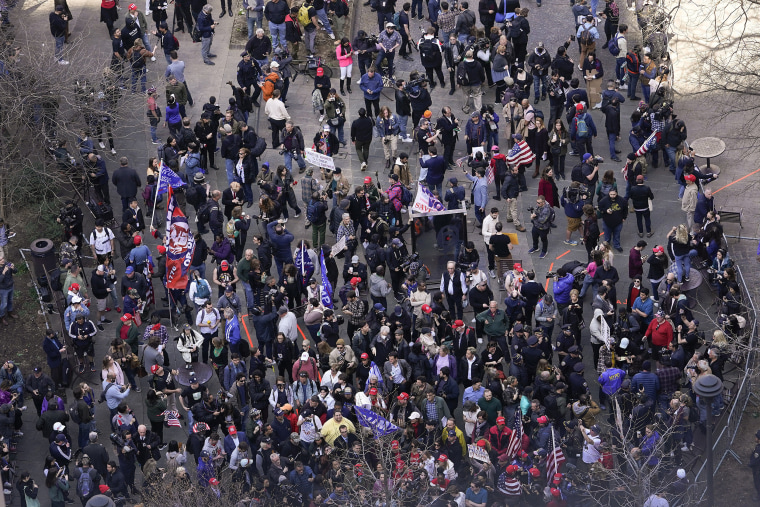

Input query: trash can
[30,238,56,278]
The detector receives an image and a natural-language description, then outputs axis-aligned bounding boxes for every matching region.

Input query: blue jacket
[289,467,316,496]
[561,195,585,218]
[374,114,401,137]
[552,273,575,305]
[197,12,214,38]
[465,173,488,208]
[598,367,626,395]
[630,371,660,402]
[420,155,447,185]
[250,311,278,343]
[43,335,64,369]
[225,318,241,346]
[223,360,247,391]
[359,72,383,100]
[694,193,714,224]
[266,221,294,261]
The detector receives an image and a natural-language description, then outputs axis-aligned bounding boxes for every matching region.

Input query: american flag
[507,140,536,168]
[504,410,523,460]
[486,163,495,185]
[160,410,182,428]
[634,131,658,158]
[545,426,566,480]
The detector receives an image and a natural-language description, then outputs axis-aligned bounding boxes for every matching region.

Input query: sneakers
[563,240,578,245]
[539,251,548,258]
[593,102,602,110]
[681,444,689,452]
[3,490,10,495]
[116,306,122,313]
[489,269,496,278]
[328,33,335,39]
[294,212,301,218]
[318,114,324,122]
[97,323,105,331]
[515,226,526,232]
[99,142,106,149]
[528,247,539,254]
[111,148,117,155]
[133,386,141,392]
[159,443,168,450]
[402,136,413,143]
[58,59,70,65]
[152,140,161,144]
[281,218,288,223]
[151,56,156,62]
[360,162,367,171]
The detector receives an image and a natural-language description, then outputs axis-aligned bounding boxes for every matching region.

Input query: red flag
[165,186,195,289]
[545,427,566,480]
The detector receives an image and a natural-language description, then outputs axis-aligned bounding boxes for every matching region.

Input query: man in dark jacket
[220,125,242,186]
[280,122,306,173]
[351,109,374,171]
[458,51,485,114]
[508,8,530,64]
[134,424,162,467]
[436,106,459,166]
[266,220,294,278]
[111,157,142,212]
[49,6,68,64]
[527,42,551,104]
[395,81,413,142]
[25,367,55,417]
[83,433,111,477]
[237,53,262,106]
[196,5,217,66]
[307,192,329,248]
[597,189,628,252]
[551,45,575,81]
[603,97,622,162]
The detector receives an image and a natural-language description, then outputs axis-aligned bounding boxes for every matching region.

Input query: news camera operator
[57,200,84,246]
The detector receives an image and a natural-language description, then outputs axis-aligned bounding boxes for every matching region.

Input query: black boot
[340,79,345,95]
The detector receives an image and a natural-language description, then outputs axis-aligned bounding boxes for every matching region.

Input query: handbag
[329,117,340,126]
[495,1,508,23]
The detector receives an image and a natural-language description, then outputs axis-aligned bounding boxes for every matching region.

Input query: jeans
[315,7,333,35]
[457,33,469,43]
[268,21,288,50]
[627,74,639,98]
[607,132,617,158]
[615,57,626,83]
[330,123,345,144]
[533,74,549,99]
[642,84,650,103]
[375,49,395,76]
[674,250,697,282]
[141,33,153,53]
[225,158,236,185]
[578,274,597,299]
[398,115,409,139]
[602,221,623,249]
[665,146,677,173]
[54,35,65,60]
[635,210,651,233]
[553,153,566,178]
[131,67,147,93]
[474,205,485,225]
[150,125,158,143]
[411,0,423,17]
[427,181,443,197]
[78,421,94,449]
[246,12,263,39]
[531,226,549,253]
[304,28,317,54]
[284,151,306,173]
[201,35,213,62]
[190,263,207,280]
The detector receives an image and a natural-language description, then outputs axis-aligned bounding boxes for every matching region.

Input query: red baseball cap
[438,454,448,462]
[361,353,369,359]
[369,387,378,395]
[150,364,161,374]
[70,283,80,290]
[228,426,237,435]
[520,451,529,459]
[364,176,372,184]
[350,277,361,285]
[553,473,563,484]
[391,440,399,449]
[316,67,324,76]
[513,263,523,272]
[537,415,549,424]
[120,313,133,322]
[397,392,409,401]
[209,478,220,486]
[476,439,487,448]
[453,319,464,328]
[133,235,142,245]
[422,304,432,314]
[551,488,561,497]
[684,173,697,182]
[128,3,137,9]
[653,245,665,254]
[157,245,166,255]
[529,467,540,478]
[496,416,506,425]
[506,464,518,474]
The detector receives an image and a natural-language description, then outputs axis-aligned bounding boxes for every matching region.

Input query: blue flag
[294,242,315,288]
[156,161,186,196]
[319,249,333,309]
[354,405,399,438]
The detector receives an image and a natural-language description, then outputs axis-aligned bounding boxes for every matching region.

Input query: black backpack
[250,136,267,158]
[68,401,81,424]
[456,64,470,86]
[419,38,438,66]
[185,184,201,206]
[197,200,214,225]
[400,186,413,206]
[48,267,63,292]
[493,157,509,178]
[306,201,319,223]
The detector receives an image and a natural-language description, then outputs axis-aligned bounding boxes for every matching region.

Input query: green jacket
[116,323,140,355]
[146,397,168,423]
[476,308,510,337]
[237,257,253,284]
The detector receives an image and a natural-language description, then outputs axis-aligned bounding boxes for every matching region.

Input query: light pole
[693,373,723,507]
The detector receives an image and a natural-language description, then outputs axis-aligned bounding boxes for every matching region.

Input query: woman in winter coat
[272,165,301,220]
[537,166,559,208]
[176,324,204,365]
[547,119,570,179]
[165,95,182,136]
[209,235,235,265]
[235,147,258,207]
[532,116,548,177]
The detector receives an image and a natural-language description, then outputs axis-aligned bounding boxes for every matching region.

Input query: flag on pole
[505,410,523,460]
[634,131,658,158]
[411,184,447,213]
[294,241,314,288]
[545,426,567,480]
[156,161,186,196]
[507,140,536,167]
[319,249,333,309]
[354,405,399,438]
[165,186,196,289]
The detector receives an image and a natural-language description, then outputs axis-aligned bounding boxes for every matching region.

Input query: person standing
[351,108,373,171]
[528,195,553,259]
[50,5,69,65]
[111,157,142,212]
[313,0,335,40]
[264,0,288,50]
[197,4,218,66]
[458,50,485,115]
[166,51,193,107]
[264,89,290,148]
[681,174,698,230]
[629,174,654,238]
[597,188,627,252]
[359,67,383,119]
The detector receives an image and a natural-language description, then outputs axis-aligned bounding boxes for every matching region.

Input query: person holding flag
[164,186,195,324]
[319,247,334,310]
[507,133,537,192]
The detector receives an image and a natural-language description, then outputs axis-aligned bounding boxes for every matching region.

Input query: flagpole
[550,426,557,477]
[300,241,305,280]
[150,160,164,229]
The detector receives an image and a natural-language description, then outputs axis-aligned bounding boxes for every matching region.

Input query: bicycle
[291,55,334,81]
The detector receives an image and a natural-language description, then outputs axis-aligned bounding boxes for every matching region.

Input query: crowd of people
[28,0,753,505]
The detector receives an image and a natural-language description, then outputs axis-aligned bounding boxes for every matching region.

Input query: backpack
[575,114,589,138]
[172,35,180,49]
[608,34,622,56]
[297,4,311,26]
[191,25,202,43]
[226,218,239,238]
[571,163,584,183]
[306,201,319,223]
[185,184,200,206]
[456,63,470,86]
[579,25,593,46]
[365,247,382,272]
[392,11,401,30]
[197,200,214,224]
[195,279,211,300]
[493,157,508,178]
[583,217,599,241]
[534,109,544,120]
[400,185,413,206]
[250,136,267,158]
[141,184,154,204]
[77,468,93,497]
[562,185,583,204]
[419,38,436,65]
[547,207,556,225]
[49,267,63,292]
[68,401,81,424]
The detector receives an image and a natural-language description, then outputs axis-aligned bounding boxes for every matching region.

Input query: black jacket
[350,117,374,143]
[50,11,67,37]
[459,59,485,86]
[111,165,142,198]
[395,89,412,116]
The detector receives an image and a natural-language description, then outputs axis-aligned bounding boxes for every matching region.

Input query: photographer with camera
[353,30,379,78]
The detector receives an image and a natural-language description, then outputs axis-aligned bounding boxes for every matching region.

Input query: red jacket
[488,425,512,455]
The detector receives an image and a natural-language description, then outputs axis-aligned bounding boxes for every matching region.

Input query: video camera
[467,37,490,53]
[365,33,379,45]
[110,432,128,448]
